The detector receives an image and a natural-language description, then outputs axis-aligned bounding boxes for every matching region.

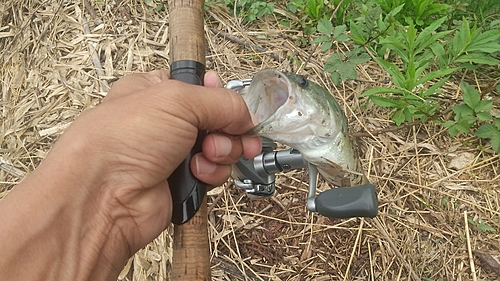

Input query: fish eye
[296,75,308,88]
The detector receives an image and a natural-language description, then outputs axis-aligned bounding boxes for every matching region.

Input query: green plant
[205,0,274,23]
[324,48,371,85]
[447,0,500,27]
[312,19,350,52]
[349,2,401,54]
[360,17,457,124]
[241,0,274,23]
[284,0,330,36]
[467,217,497,232]
[145,0,165,12]
[443,19,500,68]
[360,17,500,125]
[373,0,451,28]
[444,82,500,153]
[284,0,352,37]
[312,19,371,84]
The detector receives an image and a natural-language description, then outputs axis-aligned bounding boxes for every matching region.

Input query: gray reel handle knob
[315,184,378,218]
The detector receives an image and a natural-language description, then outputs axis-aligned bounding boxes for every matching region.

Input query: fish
[239,69,367,187]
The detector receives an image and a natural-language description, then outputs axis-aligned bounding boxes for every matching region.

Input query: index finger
[105,70,170,102]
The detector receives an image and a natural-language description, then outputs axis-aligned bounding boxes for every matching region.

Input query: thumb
[150,80,256,135]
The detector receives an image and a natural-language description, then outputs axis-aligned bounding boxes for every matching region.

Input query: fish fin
[321,157,368,186]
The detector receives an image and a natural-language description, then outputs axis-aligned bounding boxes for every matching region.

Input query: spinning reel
[227,79,378,219]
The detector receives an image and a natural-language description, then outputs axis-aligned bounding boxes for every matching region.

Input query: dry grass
[1,1,500,280]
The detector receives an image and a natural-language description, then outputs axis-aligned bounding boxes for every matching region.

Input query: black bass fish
[239,69,366,187]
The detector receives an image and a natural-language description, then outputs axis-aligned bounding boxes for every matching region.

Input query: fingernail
[213,135,232,157]
[250,112,260,126]
[195,155,217,175]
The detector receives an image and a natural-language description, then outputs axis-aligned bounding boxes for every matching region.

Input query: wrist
[45,128,132,279]
[0,131,129,280]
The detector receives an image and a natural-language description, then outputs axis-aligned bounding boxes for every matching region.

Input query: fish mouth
[244,69,292,123]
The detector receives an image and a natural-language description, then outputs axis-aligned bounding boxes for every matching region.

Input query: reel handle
[315,184,378,218]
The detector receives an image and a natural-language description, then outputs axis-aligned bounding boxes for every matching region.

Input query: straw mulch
[1,1,499,280]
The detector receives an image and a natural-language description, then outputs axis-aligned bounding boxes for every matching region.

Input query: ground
[0,1,499,280]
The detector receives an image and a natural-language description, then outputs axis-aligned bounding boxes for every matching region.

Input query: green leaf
[423,77,448,97]
[325,59,357,82]
[475,100,493,113]
[379,37,408,62]
[466,29,500,52]
[279,20,290,28]
[377,59,406,88]
[477,112,492,121]
[475,125,500,153]
[455,119,472,133]
[317,18,333,35]
[306,0,319,19]
[348,52,371,64]
[336,34,350,42]
[326,53,343,64]
[321,41,333,52]
[477,221,496,232]
[311,36,329,44]
[443,120,456,128]
[455,53,500,65]
[462,115,477,126]
[337,61,358,81]
[333,25,347,38]
[467,218,477,226]
[370,96,401,107]
[475,124,497,138]
[416,67,460,85]
[414,17,447,52]
[461,82,480,109]
[287,4,298,13]
[393,109,406,125]
[430,42,447,68]
[466,42,500,53]
[494,118,500,130]
[360,87,406,97]
[452,104,473,116]
[349,20,367,45]
[388,3,405,17]
[365,6,382,30]
[330,72,340,85]
[448,125,459,137]
[491,133,500,153]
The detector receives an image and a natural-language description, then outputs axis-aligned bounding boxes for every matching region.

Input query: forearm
[0,136,128,281]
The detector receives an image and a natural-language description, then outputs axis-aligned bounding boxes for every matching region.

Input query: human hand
[0,70,261,280]
[74,69,260,252]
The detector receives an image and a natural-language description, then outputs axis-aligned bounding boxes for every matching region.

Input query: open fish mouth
[242,69,293,123]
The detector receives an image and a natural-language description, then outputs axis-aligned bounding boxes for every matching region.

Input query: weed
[444,82,500,153]
[372,0,451,28]
[360,17,500,126]
[145,0,165,12]
[325,48,371,85]
[312,19,350,52]
[205,0,274,23]
[447,0,500,27]
[467,217,497,232]
[349,3,400,55]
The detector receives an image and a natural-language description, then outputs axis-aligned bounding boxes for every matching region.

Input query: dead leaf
[474,251,500,277]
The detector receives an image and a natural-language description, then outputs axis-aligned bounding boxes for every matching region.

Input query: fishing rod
[166,1,377,279]
[167,0,211,280]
